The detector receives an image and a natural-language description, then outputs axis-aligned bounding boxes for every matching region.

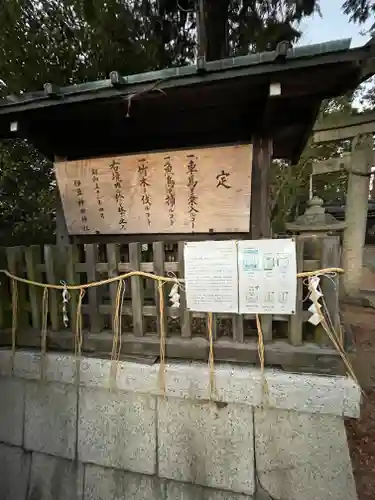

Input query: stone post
[342,134,373,296]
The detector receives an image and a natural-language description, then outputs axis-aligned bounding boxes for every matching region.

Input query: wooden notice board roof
[1,37,375,163]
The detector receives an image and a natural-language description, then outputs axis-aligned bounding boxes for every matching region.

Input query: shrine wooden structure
[1,37,374,243]
[0,37,374,372]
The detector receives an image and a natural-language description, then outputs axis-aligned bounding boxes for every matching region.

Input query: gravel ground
[344,305,375,500]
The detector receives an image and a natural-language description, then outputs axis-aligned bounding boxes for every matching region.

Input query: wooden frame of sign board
[55,137,272,244]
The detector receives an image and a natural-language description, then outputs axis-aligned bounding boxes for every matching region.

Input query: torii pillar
[313,112,375,296]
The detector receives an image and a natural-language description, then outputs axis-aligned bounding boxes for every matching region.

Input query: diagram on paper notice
[238,239,297,315]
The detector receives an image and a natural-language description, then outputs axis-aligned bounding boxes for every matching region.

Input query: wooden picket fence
[0,235,345,374]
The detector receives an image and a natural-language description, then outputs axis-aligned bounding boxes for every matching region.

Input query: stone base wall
[0,350,360,500]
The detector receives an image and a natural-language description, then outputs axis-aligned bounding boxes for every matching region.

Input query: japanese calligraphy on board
[54,144,253,235]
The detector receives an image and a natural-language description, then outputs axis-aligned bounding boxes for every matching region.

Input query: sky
[298,0,372,47]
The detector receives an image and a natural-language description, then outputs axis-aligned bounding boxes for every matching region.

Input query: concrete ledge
[255,408,357,500]
[84,464,162,500]
[263,368,360,418]
[24,381,77,459]
[80,356,158,394]
[166,481,254,499]
[1,350,361,418]
[28,452,83,500]
[158,397,255,495]
[0,377,24,446]
[78,387,156,474]
[0,349,12,376]
[0,448,255,500]
[0,346,359,500]
[0,444,30,500]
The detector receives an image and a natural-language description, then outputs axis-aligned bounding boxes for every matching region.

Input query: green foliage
[0,0,321,95]
[270,158,311,234]
[0,0,184,94]
[343,0,375,115]
[154,0,320,60]
[343,0,375,29]
[227,0,319,56]
[0,140,55,245]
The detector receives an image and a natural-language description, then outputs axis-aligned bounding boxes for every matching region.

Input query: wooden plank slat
[289,237,304,346]
[210,314,218,341]
[89,261,180,274]
[178,241,191,338]
[85,244,103,333]
[6,247,28,329]
[129,242,144,336]
[303,260,320,272]
[84,303,309,322]
[232,314,244,342]
[24,246,42,330]
[12,299,309,324]
[0,248,8,329]
[65,244,80,331]
[16,330,343,375]
[320,235,341,346]
[72,232,266,245]
[260,316,273,343]
[43,246,60,331]
[153,242,167,338]
[106,243,121,329]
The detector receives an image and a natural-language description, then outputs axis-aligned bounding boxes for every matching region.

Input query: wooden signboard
[55,144,252,235]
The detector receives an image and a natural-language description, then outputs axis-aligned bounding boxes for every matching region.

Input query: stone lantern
[286,196,346,260]
[286,196,346,346]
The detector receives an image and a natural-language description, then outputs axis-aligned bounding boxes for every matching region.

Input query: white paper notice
[184,240,238,313]
[238,239,297,315]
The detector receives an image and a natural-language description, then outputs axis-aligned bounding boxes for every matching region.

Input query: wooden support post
[371,173,375,199]
[107,243,121,332]
[178,241,192,338]
[251,137,273,342]
[289,237,304,346]
[153,242,167,338]
[54,155,70,248]
[0,248,7,330]
[65,244,80,331]
[320,236,341,345]
[129,243,145,336]
[251,137,272,239]
[85,244,103,333]
[342,134,373,296]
